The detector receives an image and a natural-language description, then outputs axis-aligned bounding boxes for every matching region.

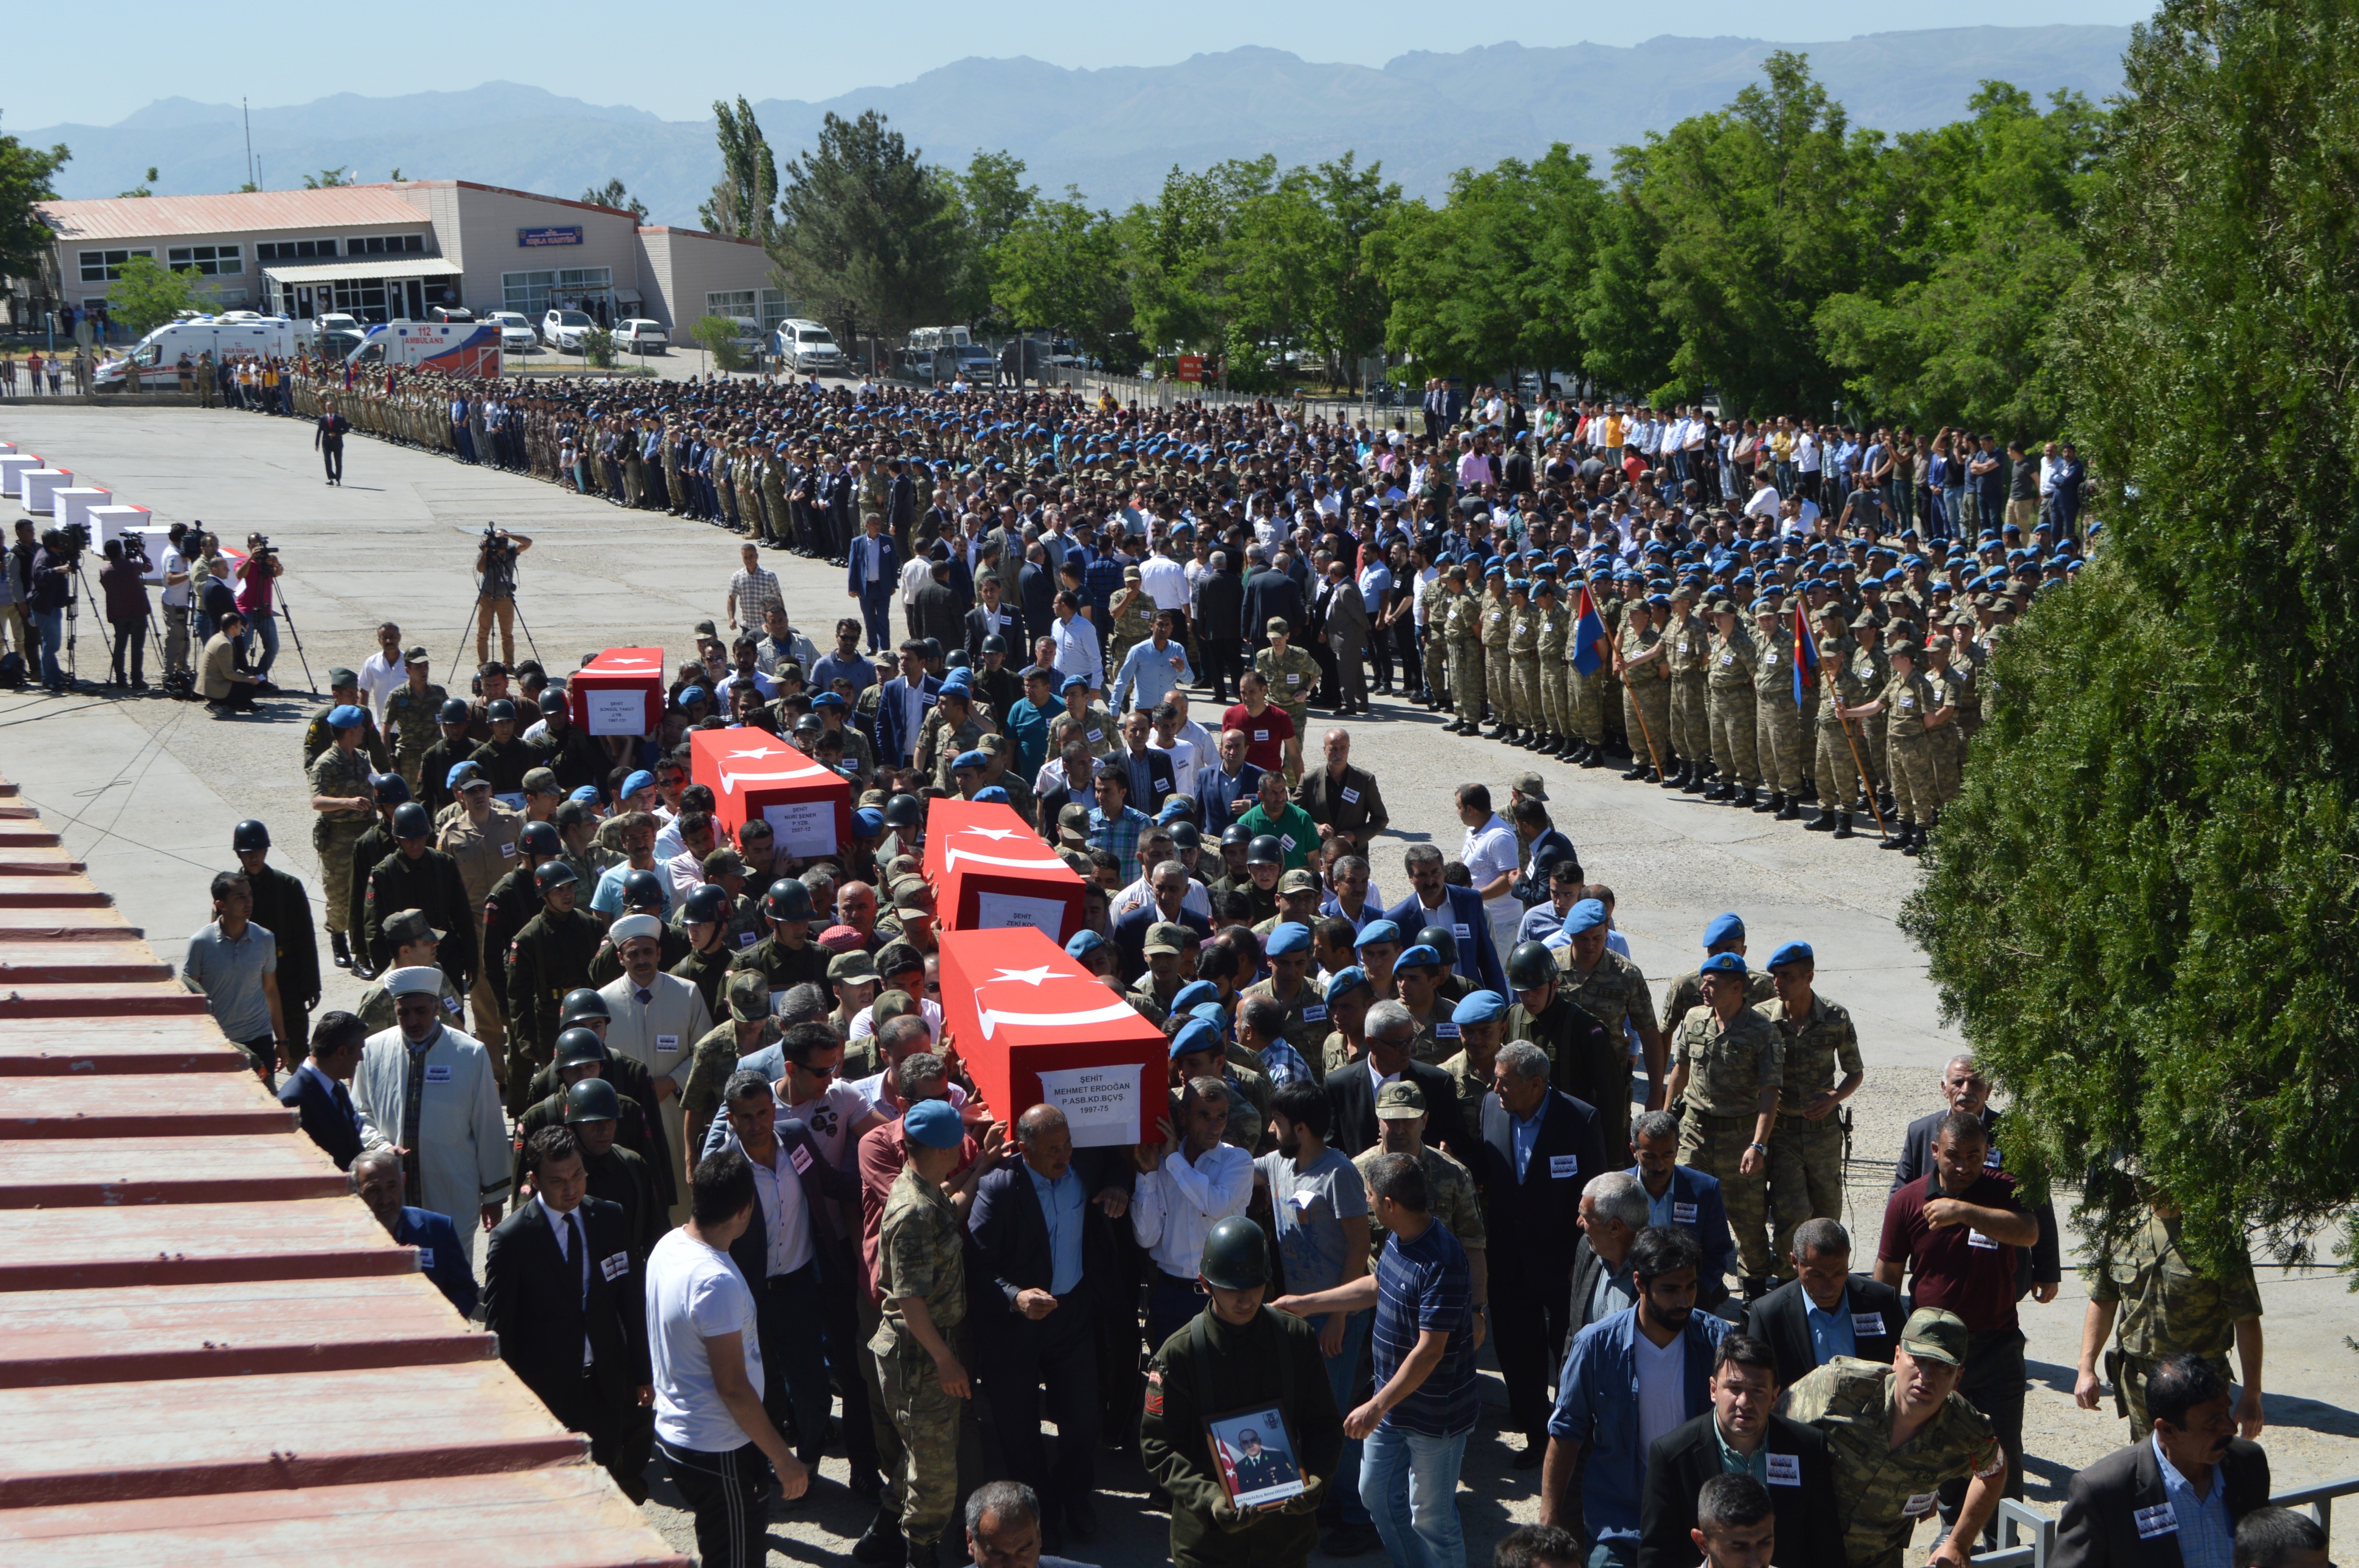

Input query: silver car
[614,318,668,353]
[541,308,596,350]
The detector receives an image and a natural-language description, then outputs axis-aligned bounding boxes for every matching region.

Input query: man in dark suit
[1564,1171,1647,1341]
[1195,551,1245,702]
[1382,847,1508,995]
[279,1010,368,1169]
[1891,1053,2063,1297]
[869,640,942,771]
[2052,1354,2270,1568]
[965,574,1027,668]
[1293,728,1388,858]
[1479,1040,1608,1464]
[1112,881,1212,988]
[1324,997,1473,1166]
[1639,1333,1840,1568]
[1113,709,1177,811]
[483,1124,652,1500]
[1746,1217,1908,1388]
[351,1145,478,1319]
[1193,728,1264,838]
[966,1103,1132,1551]
[1242,556,1306,652]
[846,517,902,655]
[911,550,965,655]
[1506,796,1580,906]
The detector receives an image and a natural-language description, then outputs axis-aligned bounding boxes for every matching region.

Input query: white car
[541,308,596,350]
[485,311,538,354]
[317,312,364,336]
[778,319,843,373]
[614,318,668,353]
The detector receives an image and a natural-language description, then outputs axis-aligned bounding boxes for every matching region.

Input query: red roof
[38,187,430,243]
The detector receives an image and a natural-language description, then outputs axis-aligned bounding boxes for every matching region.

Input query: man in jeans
[1275,1151,1479,1568]
[181,870,287,1083]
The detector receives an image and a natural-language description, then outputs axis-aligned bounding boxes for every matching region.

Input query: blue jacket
[277,1062,363,1170]
[1381,885,1508,994]
[395,1206,479,1320]
[846,533,901,597]
[1193,759,1265,838]
[1628,1163,1736,1298]
[871,674,941,768]
[1549,1306,1731,1542]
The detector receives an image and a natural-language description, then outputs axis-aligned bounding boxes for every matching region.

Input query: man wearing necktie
[279,1010,369,1169]
[847,513,900,655]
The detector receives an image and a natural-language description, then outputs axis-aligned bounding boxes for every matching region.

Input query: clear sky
[16,0,2156,130]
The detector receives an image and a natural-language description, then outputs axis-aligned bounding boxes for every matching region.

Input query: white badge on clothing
[656,1034,680,1053]
[1285,673,1300,685]
[1765,1452,1801,1487]
[442,995,462,1016]
[788,1142,813,1174]
[1672,1201,1698,1224]
[1252,729,1269,742]
[1452,923,1470,940]
[1302,1005,1327,1023]
[499,841,518,857]
[1967,1229,1999,1250]
[2134,1505,2179,1540]
[417,1247,434,1270]
[600,1251,629,1282]
[1852,1311,1886,1338]
[1280,834,1296,851]
[1984,1144,2003,1169]
[1435,1021,1460,1039]
[1548,1154,1580,1180]
[1086,728,1103,743]
[424,1063,452,1083]
[739,931,758,947]
[1902,1493,1939,1519]
[1340,787,1360,804]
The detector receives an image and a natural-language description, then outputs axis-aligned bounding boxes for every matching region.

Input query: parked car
[777,318,843,374]
[613,318,668,353]
[429,305,475,324]
[541,308,596,350]
[484,311,538,353]
[317,312,365,337]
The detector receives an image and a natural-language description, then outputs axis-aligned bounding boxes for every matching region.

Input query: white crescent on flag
[945,846,1072,873]
[975,996,1139,1040]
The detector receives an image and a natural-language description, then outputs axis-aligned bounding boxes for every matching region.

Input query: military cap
[1143,921,1188,956]
[1276,869,1319,895]
[554,1028,607,1067]
[903,1098,964,1150]
[564,1078,623,1124]
[1265,921,1312,956]
[1699,951,1747,975]
[1375,1080,1429,1119]
[1561,898,1607,936]
[1065,929,1108,959]
[1171,979,1221,1014]
[1509,770,1548,802]
[1395,942,1444,971]
[403,645,431,665]
[1326,965,1372,1003]
[1766,940,1814,970]
[1899,1307,1969,1367]
[326,703,365,730]
[327,667,359,690]
[380,908,445,947]
[1355,919,1402,949]
[1169,1017,1224,1062]
[1451,989,1506,1024]
[1702,912,1744,949]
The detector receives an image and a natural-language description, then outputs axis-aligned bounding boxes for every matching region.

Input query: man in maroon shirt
[1876,1109,2040,1541]
[1222,668,1296,776]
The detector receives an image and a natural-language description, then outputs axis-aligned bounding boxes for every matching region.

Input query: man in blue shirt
[810,619,878,700]
[1110,609,1196,715]
[1543,1227,1731,1565]
[352,1145,478,1319]
[1084,763,1151,867]
[1005,665,1058,782]
[1275,1151,1478,1568]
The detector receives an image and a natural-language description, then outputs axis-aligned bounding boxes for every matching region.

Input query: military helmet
[762,877,814,921]
[437,698,471,724]
[518,821,562,858]
[392,802,430,839]
[553,1027,608,1068]
[486,698,516,721]
[621,869,665,910]
[1417,924,1458,966]
[1199,1214,1270,1291]
[682,883,731,925]
[1506,940,1558,990]
[232,819,269,853]
[371,773,413,806]
[1246,833,1284,867]
[882,794,923,831]
[538,688,567,714]
[559,988,610,1027]
[1221,821,1254,848]
[564,1077,623,1124]
[534,860,579,895]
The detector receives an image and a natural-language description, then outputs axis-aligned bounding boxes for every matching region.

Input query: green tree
[302,167,351,189]
[1900,0,2359,1274]
[949,149,1036,325]
[0,129,70,287]
[581,177,649,221]
[120,166,157,199]
[106,255,213,336]
[991,190,1132,367]
[770,110,964,363]
[700,97,777,242]
[691,315,748,372]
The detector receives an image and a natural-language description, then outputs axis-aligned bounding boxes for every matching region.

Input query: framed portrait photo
[1206,1403,1306,1509]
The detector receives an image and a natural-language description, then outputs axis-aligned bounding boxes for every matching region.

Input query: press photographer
[472,525,532,666]
[97,535,154,690]
[236,534,286,694]
[22,527,73,694]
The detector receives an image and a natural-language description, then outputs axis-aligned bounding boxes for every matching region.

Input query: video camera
[480,524,518,559]
[247,532,276,561]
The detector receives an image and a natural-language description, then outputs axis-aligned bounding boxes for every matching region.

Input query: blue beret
[972,786,1010,804]
[952,750,989,771]
[1699,951,1747,975]
[1645,593,1669,608]
[1767,940,1814,970]
[446,760,483,790]
[326,704,366,730]
[812,692,848,710]
[1451,989,1506,1024]
[853,808,884,836]
[1354,920,1402,948]
[1562,898,1607,936]
[1484,563,1505,579]
[1064,929,1107,958]
[569,785,602,804]
[1059,674,1091,695]
[1702,912,1744,949]
[1266,922,1311,957]
[1395,943,1443,970]
[902,1098,964,1150]
[680,686,709,705]
[1170,1017,1224,1062]
[1326,965,1371,1002]
[1188,1000,1228,1028]
[621,770,656,798]
[1171,979,1221,1014]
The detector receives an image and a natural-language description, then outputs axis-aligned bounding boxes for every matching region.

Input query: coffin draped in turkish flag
[569,647,667,736]
[923,797,1086,942]
[688,730,852,861]
[938,926,1166,1148]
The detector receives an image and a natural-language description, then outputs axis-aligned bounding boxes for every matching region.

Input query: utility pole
[243,99,255,189]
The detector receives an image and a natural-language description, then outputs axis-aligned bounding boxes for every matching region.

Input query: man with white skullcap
[601,913,715,1221]
[352,965,511,1233]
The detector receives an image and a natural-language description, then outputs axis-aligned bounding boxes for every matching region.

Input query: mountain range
[25,28,2132,223]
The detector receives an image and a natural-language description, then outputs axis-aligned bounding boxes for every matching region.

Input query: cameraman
[235,534,284,694]
[98,536,153,690]
[26,528,73,694]
[473,527,532,666]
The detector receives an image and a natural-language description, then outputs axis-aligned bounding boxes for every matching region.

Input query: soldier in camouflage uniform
[1505,578,1540,748]
[1448,568,1487,735]
[1107,564,1156,678]
[1658,915,1777,1032]
[1478,567,1514,741]
[1666,952,1782,1290]
[1664,584,1711,789]
[308,706,380,971]
[1435,989,1506,1134]
[1808,607,1873,837]
[1046,681,1118,764]
[1618,593,1671,782]
[1253,622,1321,783]
[1760,941,1862,1277]
[1355,1079,1487,1266]
[1923,637,1968,811]
[2077,1194,2264,1435]
[1550,906,1664,1155]
[680,971,780,1162]
[1564,579,1611,764]
[1238,916,1327,1071]
[1707,601,1760,803]
[1839,640,1944,857]
[1751,601,1806,818]
[1533,578,1571,758]
[1786,1308,2006,1568]
[301,668,392,773]
[1848,615,1893,804]
[871,1099,972,1565]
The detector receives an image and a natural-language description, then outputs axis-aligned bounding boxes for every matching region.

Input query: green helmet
[1199,1215,1269,1291]
[559,989,609,1028]
[564,1077,622,1123]
[1416,924,1458,967]
[1506,940,1558,990]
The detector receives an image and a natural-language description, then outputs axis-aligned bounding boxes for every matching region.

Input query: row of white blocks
[0,441,155,549]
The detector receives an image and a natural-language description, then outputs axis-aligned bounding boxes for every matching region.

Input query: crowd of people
[154,365,2301,1568]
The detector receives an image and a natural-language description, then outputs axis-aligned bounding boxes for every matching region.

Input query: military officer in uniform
[381,648,448,792]
[1751,601,1806,819]
[1501,940,1623,1127]
[1532,577,1571,758]
[308,703,380,972]
[1839,639,1944,858]
[354,910,466,1032]
[1760,941,1862,1279]
[1253,620,1321,785]
[482,821,561,1055]
[1504,579,1540,750]
[504,860,602,1113]
[1664,583,1713,789]
[302,668,392,773]
[415,699,477,821]
[511,1031,662,1211]
[871,1098,975,1568]
[1548,899,1665,1154]
[342,774,414,971]
[1706,599,1761,805]
[1659,913,1777,1030]
[232,819,320,1065]
[566,1076,666,1264]
[1141,1215,1341,1568]
[1807,605,1873,837]
[1477,567,1514,742]
[2074,1178,2264,1436]
[1666,951,1783,1297]
[669,883,739,1018]
[680,970,780,1163]
[437,763,522,1055]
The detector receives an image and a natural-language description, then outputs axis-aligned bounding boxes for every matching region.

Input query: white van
[95,315,312,391]
[777,318,843,373]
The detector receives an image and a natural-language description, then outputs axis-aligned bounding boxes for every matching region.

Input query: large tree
[701,97,777,243]
[0,128,70,291]
[1901,0,2359,1271]
[991,190,1132,368]
[770,110,963,358]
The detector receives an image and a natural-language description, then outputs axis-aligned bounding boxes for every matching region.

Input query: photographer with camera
[159,523,195,684]
[98,536,154,691]
[202,609,264,716]
[474,527,532,666]
[25,528,74,694]
[236,534,285,693]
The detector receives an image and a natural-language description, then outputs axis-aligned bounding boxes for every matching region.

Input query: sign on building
[517,226,584,248]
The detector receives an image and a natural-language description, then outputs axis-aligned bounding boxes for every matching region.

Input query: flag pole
[1614,641,1666,780]
[1824,663,1890,840]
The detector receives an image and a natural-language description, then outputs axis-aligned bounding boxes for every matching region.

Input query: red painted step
[0,1134,349,1207]
[0,1198,411,1293]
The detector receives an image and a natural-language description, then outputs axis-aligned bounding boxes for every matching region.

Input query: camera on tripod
[247,532,277,561]
[480,523,517,559]
[54,520,90,559]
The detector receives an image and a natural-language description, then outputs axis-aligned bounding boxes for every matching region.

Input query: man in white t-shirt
[1455,783,1523,961]
[647,1145,808,1567]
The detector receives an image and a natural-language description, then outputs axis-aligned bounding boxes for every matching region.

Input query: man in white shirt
[601,915,715,1223]
[1456,785,1523,961]
[1132,1073,1254,1350]
[1049,593,1102,693]
[1151,697,1211,797]
[357,620,408,730]
[1743,472,1783,526]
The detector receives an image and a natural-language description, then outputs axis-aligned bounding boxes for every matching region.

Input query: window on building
[703,289,790,332]
[165,244,243,276]
[502,267,615,318]
[78,248,155,282]
[348,234,427,256]
[255,238,340,261]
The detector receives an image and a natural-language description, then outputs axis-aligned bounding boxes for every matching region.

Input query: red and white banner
[937,926,1166,1147]
[924,797,1086,942]
[569,647,667,736]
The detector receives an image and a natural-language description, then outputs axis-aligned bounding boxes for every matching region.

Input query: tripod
[70,555,168,689]
[273,585,319,696]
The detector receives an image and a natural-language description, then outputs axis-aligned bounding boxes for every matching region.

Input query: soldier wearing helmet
[480,820,562,1044]
[231,818,320,1055]
[588,868,692,988]
[340,772,414,969]
[363,799,475,996]
[729,875,832,995]
[668,881,738,1017]
[501,858,601,1113]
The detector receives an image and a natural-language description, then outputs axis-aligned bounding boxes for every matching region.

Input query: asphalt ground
[4,402,2353,1562]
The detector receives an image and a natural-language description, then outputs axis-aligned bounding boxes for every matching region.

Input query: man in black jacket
[1241,552,1306,653]
[1745,1218,1908,1389]
[278,1011,368,1169]
[966,1102,1133,1550]
[483,1124,652,1501]
[911,549,965,654]
[1324,997,1473,1166]
[233,818,320,1056]
[1639,1333,1839,1568]
[1195,552,1245,702]
[2052,1354,2271,1568]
